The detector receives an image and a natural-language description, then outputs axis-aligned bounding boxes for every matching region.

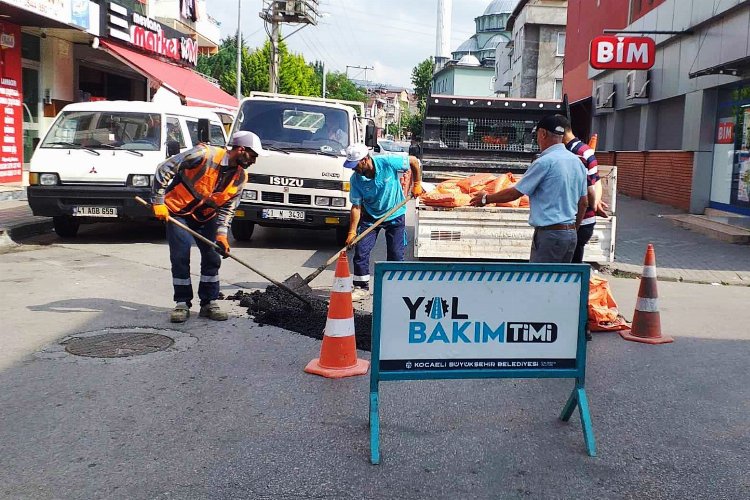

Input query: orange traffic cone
[620,244,673,344]
[304,251,370,378]
[588,133,598,151]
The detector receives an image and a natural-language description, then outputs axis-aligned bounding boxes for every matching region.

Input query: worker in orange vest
[151,131,268,323]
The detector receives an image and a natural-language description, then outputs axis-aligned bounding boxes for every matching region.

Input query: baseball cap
[343,143,369,169]
[534,114,570,136]
[228,131,269,156]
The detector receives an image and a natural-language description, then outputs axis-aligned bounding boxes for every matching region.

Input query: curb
[597,264,749,287]
[0,188,27,202]
[0,219,54,246]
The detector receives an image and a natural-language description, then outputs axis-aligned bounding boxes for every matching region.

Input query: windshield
[41,111,162,151]
[235,100,350,155]
[378,140,404,152]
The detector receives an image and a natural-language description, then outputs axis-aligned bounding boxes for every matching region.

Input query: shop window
[21,33,40,61]
[166,117,186,148]
[655,96,684,150]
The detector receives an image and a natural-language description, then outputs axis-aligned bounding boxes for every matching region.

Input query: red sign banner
[0,22,23,184]
[716,121,735,144]
[590,36,656,70]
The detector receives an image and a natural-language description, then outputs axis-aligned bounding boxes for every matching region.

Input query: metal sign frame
[369,262,594,464]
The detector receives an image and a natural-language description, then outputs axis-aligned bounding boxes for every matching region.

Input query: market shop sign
[590,36,655,70]
[716,121,735,144]
[107,1,198,67]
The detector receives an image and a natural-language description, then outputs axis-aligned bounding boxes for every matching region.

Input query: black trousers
[572,223,595,264]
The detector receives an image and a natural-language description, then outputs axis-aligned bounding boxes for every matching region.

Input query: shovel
[135,196,313,309]
[283,195,414,291]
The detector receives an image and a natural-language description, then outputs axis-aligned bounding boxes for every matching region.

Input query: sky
[208,0,494,88]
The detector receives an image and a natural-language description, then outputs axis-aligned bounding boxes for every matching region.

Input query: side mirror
[364,123,377,148]
[166,140,180,157]
[197,118,210,143]
[373,144,381,153]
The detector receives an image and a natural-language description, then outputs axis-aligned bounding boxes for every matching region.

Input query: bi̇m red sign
[716,122,735,144]
[590,36,656,70]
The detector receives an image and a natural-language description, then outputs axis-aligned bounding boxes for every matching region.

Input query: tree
[411,57,434,113]
[197,35,253,96]
[323,72,367,102]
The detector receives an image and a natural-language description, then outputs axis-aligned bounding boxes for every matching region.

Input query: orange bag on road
[587,276,630,332]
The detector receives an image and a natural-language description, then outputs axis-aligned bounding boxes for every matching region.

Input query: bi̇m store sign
[105,1,198,66]
[590,36,656,70]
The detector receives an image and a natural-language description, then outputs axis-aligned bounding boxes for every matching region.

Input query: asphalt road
[0,217,749,499]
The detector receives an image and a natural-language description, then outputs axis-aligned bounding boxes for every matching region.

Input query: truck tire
[231,220,255,241]
[52,216,80,238]
[335,227,349,247]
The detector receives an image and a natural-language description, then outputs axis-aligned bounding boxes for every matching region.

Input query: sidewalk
[1,188,747,285]
[606,196,749,286]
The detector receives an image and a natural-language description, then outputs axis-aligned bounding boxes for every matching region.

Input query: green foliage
[411,57,434,112]
[323,72,367,102]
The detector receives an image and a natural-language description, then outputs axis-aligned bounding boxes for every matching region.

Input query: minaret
[435,0,452,72]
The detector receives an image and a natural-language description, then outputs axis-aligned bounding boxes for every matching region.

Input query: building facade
[0,0,231,184]
[568,0,750,216]
[503,0,568,99]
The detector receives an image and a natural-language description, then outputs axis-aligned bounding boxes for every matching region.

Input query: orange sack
[587,276,631,332]
[420,191,471,208]
[457,173,496,193]
[436,179,463,194]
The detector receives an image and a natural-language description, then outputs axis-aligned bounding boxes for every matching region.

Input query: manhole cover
[64,332,174,358]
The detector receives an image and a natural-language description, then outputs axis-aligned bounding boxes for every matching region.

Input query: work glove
[345,229,357,246]
[153,203,169,220]
[411,181,424,198]
[215,234,230,258]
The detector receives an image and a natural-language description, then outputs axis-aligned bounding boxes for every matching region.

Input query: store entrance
[21,64,40,168]
[78,65,145,101]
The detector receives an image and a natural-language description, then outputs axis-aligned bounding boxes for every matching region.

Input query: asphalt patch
[226,287,372,351]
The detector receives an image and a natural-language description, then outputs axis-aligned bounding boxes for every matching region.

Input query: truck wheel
[335,227,349,247]
[53,216,80,238]
[231,220,255,241]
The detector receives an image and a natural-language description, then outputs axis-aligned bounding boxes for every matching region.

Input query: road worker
[151,131,268,323]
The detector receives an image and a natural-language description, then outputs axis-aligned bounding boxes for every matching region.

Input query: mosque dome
[483,0,518,16]
[482,33,510,50]
[457,54,481,67]
[455,37,479,53]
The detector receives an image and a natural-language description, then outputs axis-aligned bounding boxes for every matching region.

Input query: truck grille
[288,194,311,205]
[430,230,461,241]
[62,199,125,206]
[261,192,284,203]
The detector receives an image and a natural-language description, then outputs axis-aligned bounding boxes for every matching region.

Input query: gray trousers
[529,228,577,263]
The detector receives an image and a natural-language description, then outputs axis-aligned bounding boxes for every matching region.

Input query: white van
[229,92,376,245]
[28,101,226,237]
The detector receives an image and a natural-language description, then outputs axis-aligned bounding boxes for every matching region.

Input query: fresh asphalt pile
[226,286,373,351]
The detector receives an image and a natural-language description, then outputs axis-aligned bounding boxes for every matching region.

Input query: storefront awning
[99,40,237,110]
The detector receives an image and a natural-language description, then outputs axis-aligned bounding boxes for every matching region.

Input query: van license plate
[73,206,118,217]
[261,209,305,220]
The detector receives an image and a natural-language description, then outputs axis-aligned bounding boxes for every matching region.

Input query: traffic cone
[620,244,673,344]
[304,251,370,378]
[588,133,598,152]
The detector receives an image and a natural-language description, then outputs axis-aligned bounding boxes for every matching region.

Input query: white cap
[229,131,269,156]
[343,143,369,169]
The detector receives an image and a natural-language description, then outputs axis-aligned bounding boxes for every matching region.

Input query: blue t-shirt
[515,143,587,227]
[349,154,409,221]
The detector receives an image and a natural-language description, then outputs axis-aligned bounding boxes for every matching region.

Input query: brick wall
[594,151,693,211]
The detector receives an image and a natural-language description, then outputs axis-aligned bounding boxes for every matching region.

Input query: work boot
[170,303,190,323]
[199,301,228,321]
[351,287,370,302]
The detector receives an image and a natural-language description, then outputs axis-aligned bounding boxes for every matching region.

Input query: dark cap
[534,114,570,136]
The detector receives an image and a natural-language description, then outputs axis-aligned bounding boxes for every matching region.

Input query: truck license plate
[261,209,305,221]
[73,206,118,217]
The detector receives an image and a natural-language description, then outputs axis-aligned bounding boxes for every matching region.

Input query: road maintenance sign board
[369,262,594,464]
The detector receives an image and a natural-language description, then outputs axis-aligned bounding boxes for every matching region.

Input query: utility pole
[261,1,320,94]
[236,0,242,99]
[322,61,326,98]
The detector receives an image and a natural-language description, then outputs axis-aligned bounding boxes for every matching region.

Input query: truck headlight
[241,190,258,201]
[315,196,331,206]
[130,175,151,187]
[331,197,346,207]
[39,173,59,186]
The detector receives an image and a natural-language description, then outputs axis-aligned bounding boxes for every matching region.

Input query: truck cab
[27,101,226,237]
[229,92,375,244]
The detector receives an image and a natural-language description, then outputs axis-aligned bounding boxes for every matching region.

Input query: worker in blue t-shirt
[343,144,423,301]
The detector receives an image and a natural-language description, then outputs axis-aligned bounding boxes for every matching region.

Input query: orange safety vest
[165,145,247,223]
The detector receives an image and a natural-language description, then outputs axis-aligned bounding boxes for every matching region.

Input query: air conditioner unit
[594,82,615,109]
[625,70,649,100]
